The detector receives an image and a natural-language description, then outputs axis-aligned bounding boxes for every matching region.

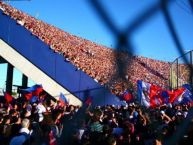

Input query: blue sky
[0,0,193,88]
[7,0,193,61]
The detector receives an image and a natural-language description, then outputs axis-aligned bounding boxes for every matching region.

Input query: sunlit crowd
[0,2,192,145]
[0,2,178,96]
[0,94,193,145]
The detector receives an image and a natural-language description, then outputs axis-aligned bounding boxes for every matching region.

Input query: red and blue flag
[59,93,68,106]
[4,92,13,103]
[20,84,43,100]
[122,90,133,102]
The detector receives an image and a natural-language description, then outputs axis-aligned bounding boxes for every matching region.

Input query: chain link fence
[170,50,193,89]
[80,1,193,145]
[1,0,193,144]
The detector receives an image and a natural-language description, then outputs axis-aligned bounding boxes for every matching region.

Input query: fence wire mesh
[80,1,193,145]
[170,50,193,89]
[1,0,193,145]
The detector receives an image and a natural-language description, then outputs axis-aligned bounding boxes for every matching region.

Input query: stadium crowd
[0,3,192,144]
[0,2,173,96]
[0,93,193,145]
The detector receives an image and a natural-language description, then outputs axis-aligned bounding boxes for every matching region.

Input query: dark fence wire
[60,0,193,145]
[1,0,193,144]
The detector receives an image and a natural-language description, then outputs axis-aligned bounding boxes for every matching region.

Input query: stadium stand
[0,2,193,145]
[0,2,171,97]
[0,2,119,106]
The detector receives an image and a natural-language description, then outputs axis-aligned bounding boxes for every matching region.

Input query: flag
[33,85,43,96]
[49,130,57,145]
[180,89,193,104]
[137,80,151,107]
[122,90,133,102]
[85,97,92,105]
[25,93,33,101]
[20,84,43,94]
[59,93,68,106]
[182,84,192,91]
[138,80,193,107]
[171,85,193,105]
[160,91,170,104]
[4,92,13,103]
[137,80,162,108]
[168,87,185,104]
[149,84,162,107]
[30,95,38,104]
[181,84,193,104]
[20,84,43,100]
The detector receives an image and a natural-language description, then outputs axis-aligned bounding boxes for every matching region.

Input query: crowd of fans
[0,4,193,144]
[0,2,192,94]
[0,2,174,95]
[0,93,193,145]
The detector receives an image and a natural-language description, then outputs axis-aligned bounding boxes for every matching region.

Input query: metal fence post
[176,59,179,89]
[190,50,193,86]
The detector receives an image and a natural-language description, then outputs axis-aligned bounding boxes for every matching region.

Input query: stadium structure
[0,2,123,106]
[0,2,191,106]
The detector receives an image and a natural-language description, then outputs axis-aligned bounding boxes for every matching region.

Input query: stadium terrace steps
[0,2,171,98]
[0,9,120,106]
